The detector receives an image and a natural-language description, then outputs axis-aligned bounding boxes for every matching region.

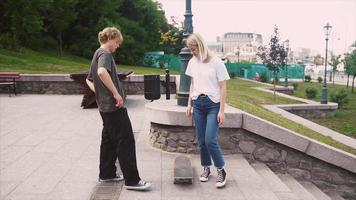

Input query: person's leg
[99,113,118,179]
[193,100,212,167]
[205,101,225,168]
[114,108,141,186]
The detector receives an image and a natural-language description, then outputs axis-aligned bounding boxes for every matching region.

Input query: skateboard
[173,155,193,184]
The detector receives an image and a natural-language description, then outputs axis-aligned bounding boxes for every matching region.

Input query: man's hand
[114,93,124,108]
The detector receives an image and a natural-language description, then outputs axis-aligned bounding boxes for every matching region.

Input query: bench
[70,70,133,108]
[0,72,20,96]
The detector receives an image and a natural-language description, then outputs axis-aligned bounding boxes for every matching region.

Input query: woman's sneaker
[216,168,226,188]
[199,167,211,182]
[124,180,152,191]
[99,174,124,182]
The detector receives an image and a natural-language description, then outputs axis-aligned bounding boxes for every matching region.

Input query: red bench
[0,72,20,96]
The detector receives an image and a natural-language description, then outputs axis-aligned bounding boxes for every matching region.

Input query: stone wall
[288,109,335,118]
[0,75,176,95]
[149,122,356,198]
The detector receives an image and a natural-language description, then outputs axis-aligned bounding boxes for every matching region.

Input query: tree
[256,26,287,98]
[44,0,78,56]
[329,54,341,84]
[344,50,356,92]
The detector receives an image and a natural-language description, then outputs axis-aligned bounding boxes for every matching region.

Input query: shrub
[330,89,349,108]
[305,75,311,82]
[317,77,323,83]
[260,73,268,83]
[229,72,236,79]
[292,83,298,91]
[305,87,317,99]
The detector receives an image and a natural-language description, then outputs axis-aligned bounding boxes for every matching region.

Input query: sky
[156,0,356,55]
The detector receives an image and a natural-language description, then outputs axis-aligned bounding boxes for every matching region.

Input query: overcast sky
[156,0,356,55]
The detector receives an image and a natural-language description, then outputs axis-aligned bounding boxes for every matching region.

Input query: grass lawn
[227,78,356,155]
[292,82,356,138]
[0,48,178,75]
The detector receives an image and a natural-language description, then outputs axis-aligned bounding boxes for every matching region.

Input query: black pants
[99,107,140,186]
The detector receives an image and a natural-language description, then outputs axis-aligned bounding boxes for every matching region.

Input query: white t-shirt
[185,56,230,103]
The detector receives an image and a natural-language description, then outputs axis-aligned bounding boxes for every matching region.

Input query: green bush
[229,72,236,78]
[292,83,298,90]
[305,87,317,99]
[305,75,311,82]
[330,89,349,108]
[317,77,323,83]
[260,73,268,83]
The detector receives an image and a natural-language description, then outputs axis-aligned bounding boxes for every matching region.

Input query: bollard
[165,68,170,100]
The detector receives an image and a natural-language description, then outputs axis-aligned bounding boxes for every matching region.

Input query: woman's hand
[186,104,192,117]
[217,111,225,125]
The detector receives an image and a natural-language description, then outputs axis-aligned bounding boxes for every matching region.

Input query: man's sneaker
[216,168,226,188]
[124,180,152,191]
[199,167,211,182]
[99,174,124,182]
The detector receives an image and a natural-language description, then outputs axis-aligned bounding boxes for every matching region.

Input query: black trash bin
[144,75,161,100]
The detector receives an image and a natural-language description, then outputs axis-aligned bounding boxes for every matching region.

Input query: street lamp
[284,39,289,87]
[321,23,332,104]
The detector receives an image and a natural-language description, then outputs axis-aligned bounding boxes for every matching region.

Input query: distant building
[221,32,263,62]
[207,37,223,58]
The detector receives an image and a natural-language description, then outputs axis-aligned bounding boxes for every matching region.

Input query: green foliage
[305,75,311,82]
[229,72,236,78]
[305,87,317,99]
[317,76,323,83]
[260,72,268,83]
[330,89,349,108]
[292,82,298,90]
[0,0,170,65]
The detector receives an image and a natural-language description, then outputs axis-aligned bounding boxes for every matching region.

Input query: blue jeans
[193,96,225,168]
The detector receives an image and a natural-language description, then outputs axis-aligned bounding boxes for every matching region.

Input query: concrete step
[300,181,332,200]
[252,162,300,200]
[225,155,280,200]
[278,174,318,200]
[326,192,346,200]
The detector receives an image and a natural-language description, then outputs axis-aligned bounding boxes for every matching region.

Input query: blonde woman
[86,27,151,191]
[185,33,230,188]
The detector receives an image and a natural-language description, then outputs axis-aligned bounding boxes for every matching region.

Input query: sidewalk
[0,95,251,200]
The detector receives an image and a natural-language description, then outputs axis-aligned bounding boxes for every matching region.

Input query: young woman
[185,33,230,188]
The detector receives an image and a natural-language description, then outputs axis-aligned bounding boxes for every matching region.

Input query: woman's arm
[186,78,194,117]
[217,80,227,124]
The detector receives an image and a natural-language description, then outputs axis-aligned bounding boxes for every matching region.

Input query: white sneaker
[216,168,226,188]
[199,167,211,182]
[99,174,124,182]
[124,180,152,191]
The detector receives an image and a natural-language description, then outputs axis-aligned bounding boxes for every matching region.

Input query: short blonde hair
[98,27,123,44]
[187,33,211,62]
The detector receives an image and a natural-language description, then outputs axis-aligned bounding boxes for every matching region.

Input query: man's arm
[86,78,95,93]
[97,67,123,108]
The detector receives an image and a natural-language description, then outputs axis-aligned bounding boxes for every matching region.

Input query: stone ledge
[278,103,338,110]
[19,74,73,82]
[145,99,243,128]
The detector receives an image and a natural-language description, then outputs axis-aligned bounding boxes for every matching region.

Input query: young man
[86,27,151,191]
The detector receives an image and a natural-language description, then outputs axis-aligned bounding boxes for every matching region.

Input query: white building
[221,32,263,62]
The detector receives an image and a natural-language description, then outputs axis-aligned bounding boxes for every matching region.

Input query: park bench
[0,72,20,96]
[70,70,133,108]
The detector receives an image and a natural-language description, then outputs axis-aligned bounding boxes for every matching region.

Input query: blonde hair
[98,27,123,44]
[187,33,211,62]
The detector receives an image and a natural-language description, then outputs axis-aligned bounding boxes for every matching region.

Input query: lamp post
[321,23,332,104]
[177,0,193,106]
[284,39,289,87]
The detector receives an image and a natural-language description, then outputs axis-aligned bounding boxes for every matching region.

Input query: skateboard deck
[173,155,193,184]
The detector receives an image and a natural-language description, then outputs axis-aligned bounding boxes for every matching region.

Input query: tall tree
[344,50,356,92]
[256,26,287,98]
[329,54,341,84]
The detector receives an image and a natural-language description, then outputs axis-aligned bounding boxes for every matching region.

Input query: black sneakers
[216,168,226,188]
[124,180,152,191]
[199,167,211,182]
[99,174,124,182]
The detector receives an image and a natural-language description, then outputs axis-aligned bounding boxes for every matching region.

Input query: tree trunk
[333,71,335,84]
[57,32,63,57]
[352,75,355,93]
[329,71,332,81]
[347,74,350,88]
